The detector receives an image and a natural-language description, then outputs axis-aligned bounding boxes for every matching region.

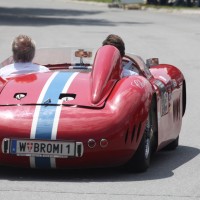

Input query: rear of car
[0,46,153,169]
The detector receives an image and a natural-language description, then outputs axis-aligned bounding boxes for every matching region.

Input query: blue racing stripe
[34,72,74,168]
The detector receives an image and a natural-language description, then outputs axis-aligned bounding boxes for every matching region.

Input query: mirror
[146,58,159,68]
[75,49,92,58]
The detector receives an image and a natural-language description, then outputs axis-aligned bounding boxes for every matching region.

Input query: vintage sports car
[0,45,186,172]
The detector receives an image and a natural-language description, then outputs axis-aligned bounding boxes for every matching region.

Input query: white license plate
[9,139,76,157]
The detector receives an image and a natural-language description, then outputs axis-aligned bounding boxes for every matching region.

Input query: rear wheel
[127,115,153,172]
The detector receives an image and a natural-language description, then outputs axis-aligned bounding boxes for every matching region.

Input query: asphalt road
[0,0,200,199]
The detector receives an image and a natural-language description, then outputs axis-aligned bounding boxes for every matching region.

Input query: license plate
[9,139,76,158]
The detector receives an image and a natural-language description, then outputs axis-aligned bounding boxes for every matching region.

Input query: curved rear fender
[107,76,154,123]
[105,76,154,151]
[90,45,122,104]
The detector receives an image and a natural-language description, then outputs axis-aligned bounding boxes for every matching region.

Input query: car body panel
[149,64,184,149]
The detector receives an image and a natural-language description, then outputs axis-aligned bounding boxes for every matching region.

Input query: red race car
[0,45,186,172]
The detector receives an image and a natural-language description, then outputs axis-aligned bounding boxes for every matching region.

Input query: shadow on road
[0,7,152,26]
[0,145,199,182]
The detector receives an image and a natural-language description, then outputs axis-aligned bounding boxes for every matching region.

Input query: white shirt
[0,62,49,78]
[121,60,139,78]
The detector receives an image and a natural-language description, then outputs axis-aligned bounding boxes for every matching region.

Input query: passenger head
[102,34,125,57]
[12,35,36,63]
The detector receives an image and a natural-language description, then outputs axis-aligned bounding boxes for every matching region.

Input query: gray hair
[12,35,36,62]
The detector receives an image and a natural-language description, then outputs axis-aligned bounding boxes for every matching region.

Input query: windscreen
[0,47,97,67]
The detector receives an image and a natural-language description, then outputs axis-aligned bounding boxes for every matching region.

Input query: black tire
[163,136,179,151]
[127,115,153,173]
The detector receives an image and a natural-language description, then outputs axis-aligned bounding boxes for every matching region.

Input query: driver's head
[102,34,125,57]
[12,34,36,63]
